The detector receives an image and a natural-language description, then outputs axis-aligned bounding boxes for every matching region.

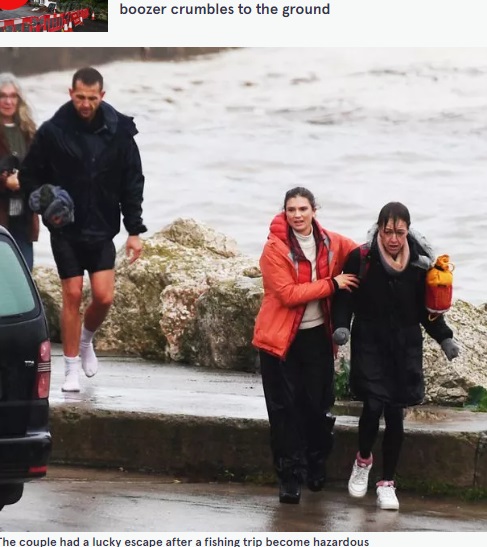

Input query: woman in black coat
[332,202,459,511]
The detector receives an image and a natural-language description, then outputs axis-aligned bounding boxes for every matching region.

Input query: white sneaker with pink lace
[376,480,399,510]
[348,452,373,497]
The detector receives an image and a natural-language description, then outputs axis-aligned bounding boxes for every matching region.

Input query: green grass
[335,356,351,400]
[464,386,487,412]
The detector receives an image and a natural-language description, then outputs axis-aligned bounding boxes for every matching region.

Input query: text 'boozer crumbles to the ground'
[119,3,332,16]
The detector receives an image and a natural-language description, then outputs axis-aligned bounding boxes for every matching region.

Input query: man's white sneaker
[62,360,80,392]
[80,342,98,378]
[348,453,373,498]
[376,480,400,510]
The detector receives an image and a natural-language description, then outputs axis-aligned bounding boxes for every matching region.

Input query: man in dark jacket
[20,67,147,393]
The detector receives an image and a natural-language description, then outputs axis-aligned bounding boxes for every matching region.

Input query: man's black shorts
[50,234,116,279]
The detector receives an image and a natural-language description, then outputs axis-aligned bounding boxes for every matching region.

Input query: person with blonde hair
[0,72,38,270]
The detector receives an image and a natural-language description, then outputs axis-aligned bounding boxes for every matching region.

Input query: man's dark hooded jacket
[19,101,147,241]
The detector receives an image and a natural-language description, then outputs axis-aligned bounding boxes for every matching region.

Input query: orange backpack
[425,255,454,318]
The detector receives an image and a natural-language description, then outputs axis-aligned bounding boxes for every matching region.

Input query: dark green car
[0,226,52,510]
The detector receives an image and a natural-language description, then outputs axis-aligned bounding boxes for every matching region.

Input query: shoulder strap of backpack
[358,243,371,280]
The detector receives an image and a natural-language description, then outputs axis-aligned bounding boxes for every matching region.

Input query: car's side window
[0,241,36,318]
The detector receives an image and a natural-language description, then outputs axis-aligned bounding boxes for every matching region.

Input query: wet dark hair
[283,187,318,211]
[377,202,411,229]
[72,67,104,90]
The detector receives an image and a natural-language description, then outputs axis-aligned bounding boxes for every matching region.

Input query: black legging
[260,324,335,480]
[358,396,404,481]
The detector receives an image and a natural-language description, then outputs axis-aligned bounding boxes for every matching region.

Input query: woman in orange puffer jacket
[253,186,358,505]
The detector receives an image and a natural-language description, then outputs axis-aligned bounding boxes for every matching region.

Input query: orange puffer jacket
[253,213,357,359]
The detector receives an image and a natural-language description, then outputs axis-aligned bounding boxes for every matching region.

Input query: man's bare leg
[80,269,115,377]
[60,276,84,392]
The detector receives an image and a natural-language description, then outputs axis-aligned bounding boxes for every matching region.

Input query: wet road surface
[2,466,487,532]
[0,5,47,20]
[73,19,107,32]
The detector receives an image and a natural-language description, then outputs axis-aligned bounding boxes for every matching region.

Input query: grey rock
[33,266,62,343]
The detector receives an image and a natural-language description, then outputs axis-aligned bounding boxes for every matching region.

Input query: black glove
[441,338,460,361]
[332,328,350,346]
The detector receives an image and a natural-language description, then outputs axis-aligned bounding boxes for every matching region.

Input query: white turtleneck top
[293,229,325,329]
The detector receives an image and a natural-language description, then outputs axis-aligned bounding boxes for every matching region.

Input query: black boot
[307,412,336,492]
[279,475,301,504]
[306,454,326,492]
[307,474,326,492]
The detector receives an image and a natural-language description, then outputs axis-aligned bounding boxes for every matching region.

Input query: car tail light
[35,340,51,399]
[28,465,47,476]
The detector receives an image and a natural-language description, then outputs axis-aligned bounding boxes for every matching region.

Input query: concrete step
[48,347,487,495]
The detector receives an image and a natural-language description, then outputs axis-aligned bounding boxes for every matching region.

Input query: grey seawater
[20,48,487,305]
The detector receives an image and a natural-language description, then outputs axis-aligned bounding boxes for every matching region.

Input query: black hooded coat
[19,101,147,241]
[332,232,453,407]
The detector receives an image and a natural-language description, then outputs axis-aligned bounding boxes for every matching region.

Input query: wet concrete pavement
[46,345,487,496]
[49,345,487,433]
[3,466,487,532]
[49,345,267,420]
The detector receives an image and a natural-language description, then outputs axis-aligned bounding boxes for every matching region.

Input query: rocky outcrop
[422,300,487,405]
[180,277,263,370]
[36,218,262,372]
[33,266,62,343]
[34,218,487,404]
